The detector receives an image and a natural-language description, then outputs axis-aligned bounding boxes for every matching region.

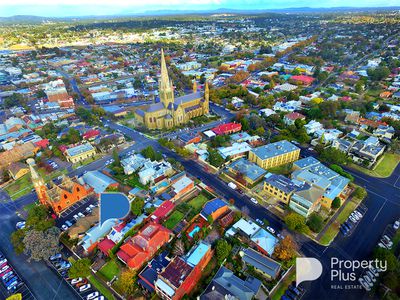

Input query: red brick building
[211,122,242,135]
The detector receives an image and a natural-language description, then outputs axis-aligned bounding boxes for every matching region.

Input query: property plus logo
[296,257,323,286]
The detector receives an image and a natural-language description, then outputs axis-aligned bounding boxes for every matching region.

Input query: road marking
[373,199,387,222]
[394,175,400,188]
[348,172,370,183]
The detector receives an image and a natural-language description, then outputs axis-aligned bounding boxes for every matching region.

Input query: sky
[0,0,399,17]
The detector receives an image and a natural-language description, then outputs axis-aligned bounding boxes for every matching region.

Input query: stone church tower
[159,49,174,108]
[27,158,48,206]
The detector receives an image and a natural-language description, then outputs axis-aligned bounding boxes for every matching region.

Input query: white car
[61,225,68,231]
[354,210,362,218]
[16,221,26,230]
[89,204,96,209]
[366,271,376,282]
[363,275,373,287]
[73,215,79,221]
[71,277,83,285]
[79,284,91,292]
[358,277,371,291]
[86,291,100,300]
[266,226,276,234]
[250,198,257,204]
[378,242,387,249]
[78,212,85,218]
[393,220,399,230]
[93,296,104,300]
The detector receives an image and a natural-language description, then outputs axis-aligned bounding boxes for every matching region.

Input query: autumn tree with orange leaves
[273,235,298,261]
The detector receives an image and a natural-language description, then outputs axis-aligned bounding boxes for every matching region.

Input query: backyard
[350,153,400,178]
[163,210,185,230]
[187,193,212,212]
[98,260,121,282]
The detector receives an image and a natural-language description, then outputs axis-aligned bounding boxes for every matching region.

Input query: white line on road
[373,199,387,222]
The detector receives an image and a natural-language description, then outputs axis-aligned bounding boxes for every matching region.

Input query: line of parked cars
[61,204,96,231]
[340,209,363,236]
[281,281,305,300]
[0,252,23,293]
[50,254,104,300]
[358,265,383,291]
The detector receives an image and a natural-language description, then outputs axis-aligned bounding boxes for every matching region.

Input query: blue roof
[228,158,267,182]
[81,219,118,251]
[82,170,117,194]
[252,140,299,160]
[186,242,211,267]
[264,173,299,194]
[201,198,227,218]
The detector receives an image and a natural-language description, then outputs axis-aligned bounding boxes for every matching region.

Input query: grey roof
[264,172,299,194]
[241,248,281,278]
[252,140,299,160]
[201,266,261,300]
[147,102,165,112]
[175,91,202,104]
[228,158,267,182]
[136,109,145,117]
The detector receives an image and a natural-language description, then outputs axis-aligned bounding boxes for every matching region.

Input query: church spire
[192,80,197,93]
[160,48,171,90]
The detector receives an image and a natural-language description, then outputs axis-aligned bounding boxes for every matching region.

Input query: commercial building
[226,158,267,185]
[249,140,300,169]
[263,173,299,203]
[64,143,96,163]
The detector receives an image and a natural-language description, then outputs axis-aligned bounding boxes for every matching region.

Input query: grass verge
[88,275,116,300]
[350,153,400,178]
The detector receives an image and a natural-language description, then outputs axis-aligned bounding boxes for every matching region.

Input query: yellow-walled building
[249,140,300,169]
[135,49,209,130]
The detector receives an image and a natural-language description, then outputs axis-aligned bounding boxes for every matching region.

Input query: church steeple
[192,80,197,93]
[159,49,174,107]
[27,158,48,206]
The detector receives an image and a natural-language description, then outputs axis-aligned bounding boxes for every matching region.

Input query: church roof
[175,91,202,104]
[147,102,165,112]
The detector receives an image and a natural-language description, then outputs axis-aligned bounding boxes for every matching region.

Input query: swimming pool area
[188,225,201,238]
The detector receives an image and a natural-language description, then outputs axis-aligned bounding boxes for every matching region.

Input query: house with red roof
[284,112,306,125]
[82,129,100,140]
[150,200,175,223]
[211,122,242,135]
[117,223,172,270]
[290,75,315,86]
[34,139,50,149]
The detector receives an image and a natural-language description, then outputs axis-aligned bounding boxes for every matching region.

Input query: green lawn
[4,174,33,200]
[350,153,400,178]
[319,198,361,246]
[88,275,116,300]
[188,193,210,212]
[163,210,185,230]
[98,260,121,282]
[271,268,296,300]
[267,163,293,176]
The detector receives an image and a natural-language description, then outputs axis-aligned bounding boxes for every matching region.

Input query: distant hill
[0,6,399,23]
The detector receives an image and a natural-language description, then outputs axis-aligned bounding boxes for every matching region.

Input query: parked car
[89,204,96,210]
[358,277,371,291]
[256,219,264,226]
[71,277,83,285]
[78,212,85,218]
[79,284,91,292]
[393,220,399,230]
[266,226,276,234]
[73,215,79,221]
[354,210,362,218]
[15,221,26,230]
[366,271,376,282]
[250,198,257,204]
[93,297,104,300]
[0,265,10,274]
[65,220,73,227]
[363,275,373,287]
[85,207,92,213]
[86,291,100,300]
[61,225,68,231]
[50,253,62,261]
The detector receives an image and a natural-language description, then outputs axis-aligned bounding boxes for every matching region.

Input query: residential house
[217,142,252,160]
[249,140,300,169]
[212,122,242,136]
[117,223,172,270]
[200,198,229,222]
[304,120,323,135]
[201,266,262,300]
[155,242,213,300]
[80,219,119,253]
[8,162,29,180]
[138,160,174,185]
[240,248,281,279]
[284,112,306,126]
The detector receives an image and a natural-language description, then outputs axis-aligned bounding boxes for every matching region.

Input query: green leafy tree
[11,229,26,254]
[331,197,341,209]
[215,239,232,264]
[306,213,324,233]
[208,148,225,167]
[353,187,367,199]
[131,198,145,216]
[68,258,92,278]
[284,212,307,233]
[26,205,55,231]
[372,248,398,272]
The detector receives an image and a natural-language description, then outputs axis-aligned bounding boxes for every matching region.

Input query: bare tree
[23,227,61,262]
[173,240,185,257]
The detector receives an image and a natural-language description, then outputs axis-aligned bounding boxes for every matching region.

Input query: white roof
[232,218,260,236]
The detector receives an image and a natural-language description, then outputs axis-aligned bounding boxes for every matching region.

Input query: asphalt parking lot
[56,196,98,227]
